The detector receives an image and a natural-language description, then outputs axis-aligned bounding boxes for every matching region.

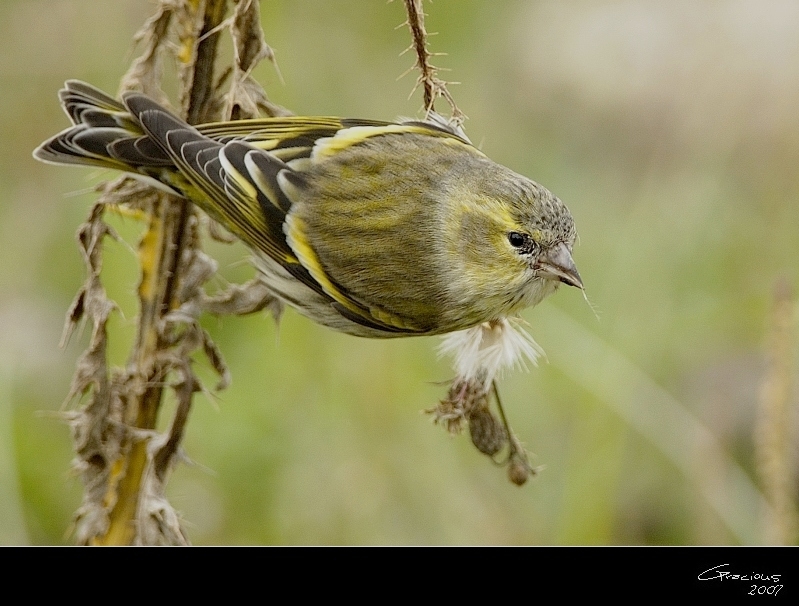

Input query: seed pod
[507,457,530,486]
[468,407,507,456]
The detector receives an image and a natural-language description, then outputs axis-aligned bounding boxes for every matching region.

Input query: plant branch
[402,0,464,124]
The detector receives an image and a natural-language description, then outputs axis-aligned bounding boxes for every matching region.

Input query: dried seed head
[468,407,507,456]
[506,446,539,486]
[507,457,531,486]
[428,377,491,434]
[448,378,489,415]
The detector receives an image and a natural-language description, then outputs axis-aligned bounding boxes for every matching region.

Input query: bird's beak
[536,242,583,289]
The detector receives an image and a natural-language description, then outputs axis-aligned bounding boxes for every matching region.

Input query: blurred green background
[1,0,797,545]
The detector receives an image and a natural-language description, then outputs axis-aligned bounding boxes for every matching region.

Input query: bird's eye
[507,232,526,248]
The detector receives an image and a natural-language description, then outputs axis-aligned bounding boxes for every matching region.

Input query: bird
[34,80,581,386]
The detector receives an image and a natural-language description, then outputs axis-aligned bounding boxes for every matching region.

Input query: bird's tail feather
[36,81,144,169]
[34,81,206,197]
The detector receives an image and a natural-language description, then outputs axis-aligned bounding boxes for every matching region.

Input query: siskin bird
[34,81,581,386]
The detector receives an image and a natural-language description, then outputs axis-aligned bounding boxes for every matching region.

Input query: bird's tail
[34,81,140,169]
[33,80,217,199]
[34,80,300,264]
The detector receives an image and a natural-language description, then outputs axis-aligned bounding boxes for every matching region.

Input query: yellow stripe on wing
[284,213,425,333]
[198,117,351,141]
[310,123,480,161]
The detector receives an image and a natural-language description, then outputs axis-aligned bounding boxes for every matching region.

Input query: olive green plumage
[35,80,581,339]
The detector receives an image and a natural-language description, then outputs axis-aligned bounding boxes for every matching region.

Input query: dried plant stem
[87,0,231,546]
[184,0,228,124]
[62,0,281,545]
[402,0,464,124]
[403,0,435,112]
[99,198,195,545]
[756,278,799,545]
